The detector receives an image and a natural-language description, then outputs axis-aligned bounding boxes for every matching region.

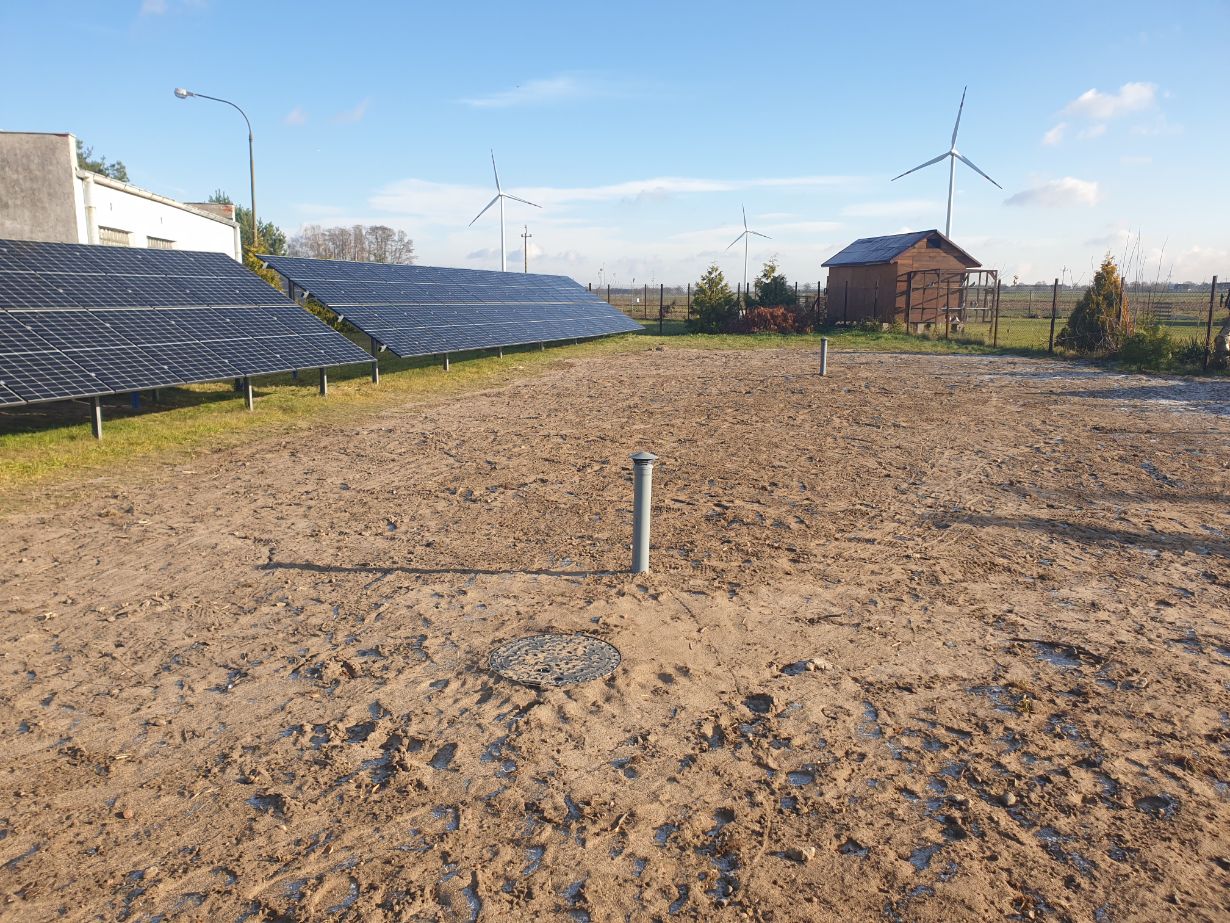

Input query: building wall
[0,132,79,243]
[825,265,899,323]
[78,174,240,258]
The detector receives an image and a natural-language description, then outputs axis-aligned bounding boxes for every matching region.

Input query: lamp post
[174,87,258,252]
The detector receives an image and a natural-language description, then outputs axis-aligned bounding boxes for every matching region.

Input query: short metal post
[369,335,380,383]
[540,342,545,351]
[443,353,450,372]
[820,337,829,376]
[291,370,298,382]
[150,389,160,402]
[318,367,328,396]
[497,346,504,358]
[243,377,254,411]
[90,397,102,440]
[130,392,140,410]
[630,451,657,574]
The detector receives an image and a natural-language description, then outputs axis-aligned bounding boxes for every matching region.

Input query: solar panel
[260,256,641,358]
[0,238,375,408]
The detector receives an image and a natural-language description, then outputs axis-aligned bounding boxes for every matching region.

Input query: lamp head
[174,87,192,99]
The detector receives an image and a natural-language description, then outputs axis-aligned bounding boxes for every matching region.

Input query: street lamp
[173,87,258,252]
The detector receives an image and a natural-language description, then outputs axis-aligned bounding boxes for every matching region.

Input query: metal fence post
[1204,275,1219,371]
[820,337,829,376]
[630,451,657,573]
[992,277,1002,347]
[1048,278,1059,353]
[687,282,691,321]
[659,283,664,334]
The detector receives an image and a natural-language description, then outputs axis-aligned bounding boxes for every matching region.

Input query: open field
[2,347,1229,921]
[0,328,1006,497]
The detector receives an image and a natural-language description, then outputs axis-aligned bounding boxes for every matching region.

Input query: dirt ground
[1,347,1229,923]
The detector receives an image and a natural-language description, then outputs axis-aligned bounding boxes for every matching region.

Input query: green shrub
[735,307,810,334]
[688,264,738,333]
[1173,335,1207,367]
[1118,325,1173,369]
[1057,256,1132,354]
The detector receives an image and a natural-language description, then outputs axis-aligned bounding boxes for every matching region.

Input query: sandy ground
[1,347,1229,923]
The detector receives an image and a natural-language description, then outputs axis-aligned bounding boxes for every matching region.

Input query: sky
[2,0,1228,288]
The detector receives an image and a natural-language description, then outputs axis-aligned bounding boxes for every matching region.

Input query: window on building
[926,236,943,249]
[98,226,131,247]
[147,237,175,250]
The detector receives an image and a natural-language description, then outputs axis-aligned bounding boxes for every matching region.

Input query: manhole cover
[489,633,621,687]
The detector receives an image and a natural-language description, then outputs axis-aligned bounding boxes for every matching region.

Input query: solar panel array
[259,255,642,357]
[0,239,374,408]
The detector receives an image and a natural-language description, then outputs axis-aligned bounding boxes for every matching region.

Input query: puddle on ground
[1134,793,1179,819]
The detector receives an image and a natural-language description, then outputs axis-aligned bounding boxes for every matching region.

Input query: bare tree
[289,223,415,264]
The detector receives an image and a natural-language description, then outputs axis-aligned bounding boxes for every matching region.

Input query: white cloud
[332,98,370,125]
[1077,123,1107,140]
[1062,82,1157,120]
[370,174,857,222]
[841,199,938,218]
[460,74,609,108]
[1005,177,1100,208]
[283,106,307,126]
[140,0,167,12]
[1042,123,1067,145]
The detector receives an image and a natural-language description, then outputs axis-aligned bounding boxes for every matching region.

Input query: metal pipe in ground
[820,337,829,376]
[630,451,657,573]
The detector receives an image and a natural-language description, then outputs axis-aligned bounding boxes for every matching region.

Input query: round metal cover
[489,633,621,687]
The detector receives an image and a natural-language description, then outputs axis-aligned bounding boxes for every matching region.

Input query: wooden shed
[822,230,986,325]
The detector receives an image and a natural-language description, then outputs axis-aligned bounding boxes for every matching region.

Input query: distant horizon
[3,0,1226,287]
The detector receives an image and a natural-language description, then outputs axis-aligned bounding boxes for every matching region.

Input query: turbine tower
[726,205,771,308]
[891,87,1001,238]
[469,150,541,271]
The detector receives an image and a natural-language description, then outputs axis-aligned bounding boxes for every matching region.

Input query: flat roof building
[0,131,241,260]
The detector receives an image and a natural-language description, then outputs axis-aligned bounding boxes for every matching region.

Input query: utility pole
[521,225,532,273]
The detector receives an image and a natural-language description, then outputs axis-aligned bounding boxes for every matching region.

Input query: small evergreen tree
[752,259,793,309]
[689,264,737,333]
[208,190,287,255]
[1057,255,1132,354]
[75,139,128,182]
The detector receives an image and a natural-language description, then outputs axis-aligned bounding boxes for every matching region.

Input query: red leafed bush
[733,307,811,334]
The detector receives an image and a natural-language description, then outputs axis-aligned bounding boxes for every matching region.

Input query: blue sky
[3,0,1227,286]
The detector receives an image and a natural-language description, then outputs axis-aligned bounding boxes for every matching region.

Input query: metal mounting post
[630,451,657,573]
[243,377,254,411]
[318,367,328,396]
[443,353,450,372]
[369,336,379,383]
[91,397,103,440]
[820,338,829,376]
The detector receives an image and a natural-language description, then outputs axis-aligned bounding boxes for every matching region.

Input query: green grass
[959,316,1211,351]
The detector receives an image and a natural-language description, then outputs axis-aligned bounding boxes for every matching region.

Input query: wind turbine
[891,87,1001,238]
[726,205,771,308]
[468,150,541,271]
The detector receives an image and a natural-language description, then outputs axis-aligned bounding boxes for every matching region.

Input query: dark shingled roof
[822,230,980,268]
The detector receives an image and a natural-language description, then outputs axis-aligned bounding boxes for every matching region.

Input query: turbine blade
[951,86,967,148]
[503,193,542,209]
[742,204,748,230]
[955,152,1002,189]
[749,231,771,239]
[891,151,949,182]
[468,195,500,227]
[726,231,747,250]
[490,150,501,192]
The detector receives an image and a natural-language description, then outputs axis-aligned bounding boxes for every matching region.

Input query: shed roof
[822,230,980,268]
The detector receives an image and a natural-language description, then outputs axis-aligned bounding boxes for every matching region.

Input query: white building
[0,131,241,259]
